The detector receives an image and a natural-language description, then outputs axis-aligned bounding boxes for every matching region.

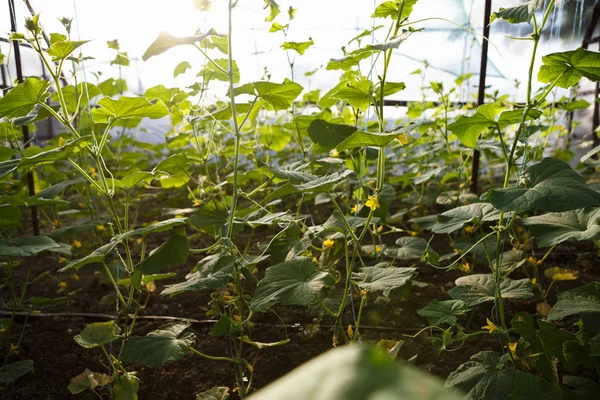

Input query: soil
[3,229,600,399]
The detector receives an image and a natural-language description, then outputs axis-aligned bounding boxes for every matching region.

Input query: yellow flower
[96,224,106,232]
[377,225,383,233]
[135,238,143,245]
[312,256,318,263]
[72,239,82,249]
[360,289,368,296]
[527,256,541,266]
[460,262,471,273]
[323,238,335,250]
[71,272,80,281]
[88,167,98,178]
[374,245,382,253]
[507,342,518,356]
[58,137,65,147]
[192,199,202,207]
[482,318,497,334]
[365,195,380,211]
[397,133,409,145]
[464,225,475,233]
[58,257,67,264]
[347,324,354,338]
[58,281,67,289]
[531,278,538,286]
[330,149,339,158]
[350,204,358,213]
[409,231,418,237]
[78,202,85,209]
[233,315,241,322]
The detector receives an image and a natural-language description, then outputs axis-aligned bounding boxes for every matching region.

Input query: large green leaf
[372,0,419,19]
[249,345,460,400]
[352,266,416,292]
[135,232,189,275]
[445,351,515,400]
[521,208,600,247]
[113,218,188,242]
[0,159,18,178]
[548,282,600,321]
[114,372,139,400]
[292,170,353,193]
[417,300,471,326]
[74,321,120,349]
[383,237,429,261]
[142,30,218,61]
[58,242,116,272]
[428,203,502,234]
[199,59,239,83]
[485,158,600,212]
[511,311,574,382]
[448,103,541,148]
[68,369,113,394]
[91,96,169,123]
[307,119,357,151]
[161,255,236,297]
[538,48,600,89]
[47,40,89,61]
[251,257,329,312]
[330,78,372,111]
[238,80,303,111]
[490,0,544,24]
[0,236,59,257]
[121,321,196,367]
[511,370,563,400]
[448,274,533,307]
[18,137,92,171]
[0,77,50,119]
[336,127,410,151]
[0,360,34,384]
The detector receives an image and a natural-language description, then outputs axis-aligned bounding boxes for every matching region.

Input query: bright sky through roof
[1,0,595,103]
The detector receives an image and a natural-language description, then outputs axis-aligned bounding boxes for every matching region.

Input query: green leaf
[74,321,120,349]
[114,372,139,400]
[352,266,416,292]
[486,158,600,212]
[121,321,196,367]
[47,39,89,61]
[560,99,591,112]
[521,208,600,247]
[264,0,280,22]
[248,80,304,111]
[292,170,354,192]
[363,30,416,51]
[326,52,371,71]
[196,387,230,400]
[445,351,515,400]
[135,233,189,275]
[383,236,429,261]
[0,205,21,227]
[307,119,357,151]
[0,159,18,178]
[58,242,116,272]
[251,345,460,400]
[18,137,92,171]
[538,48,600,89]
[490,0,544,24]
[174,61,192,77]
[336,131,398,151]
[0,360,34,384]
[0,77,50,119]
[0,236,59,257]
[511,370,563,400]
[448,103,541,148]
[144,84,188,106]
[199,59,239,83]
[281,38,314,55]
[548,282,600,321]
[68,369,114,394]
[113,218,188,242]
[251,257,329,312]
[330,78,372,110]
[91,96,169,123]
[372,0,419,19]
[417,300,471,326]
[429,203,502,234]
[162,255,236,297]
[448,274,534,307]
[142,30,218,61]
[375,81,406,98]
[511,311,574,382]
[98,78,127,96]
[563,376,599,400]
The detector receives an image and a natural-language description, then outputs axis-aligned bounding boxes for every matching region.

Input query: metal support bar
[470,0,492,194]
[583,1,600,151]
[8,0,39,235]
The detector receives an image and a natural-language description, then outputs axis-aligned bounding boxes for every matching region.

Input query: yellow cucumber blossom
[365,195,380,211]
[507,342,518,356]
[482,318,497,334]
[329,149,339,158]
[72,239,82,249]
[323,238,335,250]
[96,224,106,232]
[397,133,409,145]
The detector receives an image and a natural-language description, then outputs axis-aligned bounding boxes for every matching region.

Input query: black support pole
[8,0,39,235]
[470,0,492,194]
